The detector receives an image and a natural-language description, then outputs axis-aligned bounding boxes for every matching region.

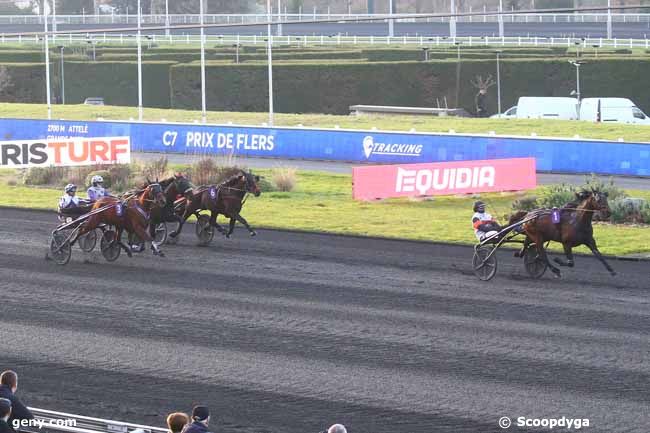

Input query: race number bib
[209,187,217,200]
[116,203,124,217]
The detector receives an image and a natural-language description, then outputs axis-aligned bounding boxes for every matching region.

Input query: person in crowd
[327,424,347,433]
[0,371,33,425]
[181,406,212,433]
[87,175,110,202]
[166,412,189,433]
[0,398,15,433]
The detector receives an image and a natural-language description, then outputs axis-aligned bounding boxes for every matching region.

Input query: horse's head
[145,183,167,207]
[576,189,610,219]
[241,171,261,197]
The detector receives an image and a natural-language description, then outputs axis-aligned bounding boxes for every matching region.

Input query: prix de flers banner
[0,118,648,176]
[0,136,131,168]
[352,158,537,200]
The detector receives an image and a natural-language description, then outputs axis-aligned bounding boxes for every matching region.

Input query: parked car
[579,98,650,125]
[490,106,517,119]
[515,97,579,120]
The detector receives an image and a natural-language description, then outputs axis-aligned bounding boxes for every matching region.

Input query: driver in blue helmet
[472,200,502,241]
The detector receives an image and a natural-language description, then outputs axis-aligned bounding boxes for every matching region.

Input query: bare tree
[471,75,496,117]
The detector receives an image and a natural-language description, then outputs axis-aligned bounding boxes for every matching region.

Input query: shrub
[271,167,297,192]
[539,183,576,209]
[581,174,627,201]
[511,195,539,212]
[85,169,112,188]
[107,164,133,192]
[188,157,243,186]
[609,197,648,223]
[140,156,169,181]
[6,177,17,186]
[640,202,650,224]
[23,166,69,186]
[256,176,277,192]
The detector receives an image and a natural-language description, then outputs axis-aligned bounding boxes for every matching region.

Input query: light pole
[165,0,170,37]
[44,4,51,120]
[278,0,283,36]
[607,0,612,40]
[498,0,504,39]
[137,0,143,121]
[200,0,206,123]
[455,41,461,108]
[569,60,585,103]
[58,45,65,104]
[495,50,502,115]
[267,0,274,126]
[52,0,57,41]
[388,0,394,38]
[450,0,456,40]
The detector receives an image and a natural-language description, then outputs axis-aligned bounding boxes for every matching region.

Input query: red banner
[352,158,537,200]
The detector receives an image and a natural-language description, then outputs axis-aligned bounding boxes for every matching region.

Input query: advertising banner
[352,158,537,200]
[0,136,131,168]
[0,117,648,176]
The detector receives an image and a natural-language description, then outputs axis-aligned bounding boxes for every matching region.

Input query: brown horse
[145,173,194,241]
[74,183,167,257]
[510,189,615,278]
[169,171,261,240]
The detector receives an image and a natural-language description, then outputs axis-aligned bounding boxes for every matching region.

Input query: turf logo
[362,135,423,159]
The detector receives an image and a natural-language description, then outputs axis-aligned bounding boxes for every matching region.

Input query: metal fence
[20,408,166,433]
[1,33,649,49]
[1,13,650,25]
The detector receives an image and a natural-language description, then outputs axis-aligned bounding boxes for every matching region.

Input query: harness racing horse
[169,171,261,241]
[74,183,168,257]
[509,188,615,278]
[145,173,193,242]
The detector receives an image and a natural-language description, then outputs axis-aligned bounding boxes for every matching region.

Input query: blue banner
[1,117,649,176]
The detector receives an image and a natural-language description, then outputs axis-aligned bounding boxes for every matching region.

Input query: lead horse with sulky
[509,188,616,278]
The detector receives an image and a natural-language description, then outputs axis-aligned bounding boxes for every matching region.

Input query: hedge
[0,63,46,103]
[169,58,650,115]
[97,50,364,63]
[362,47,569,61]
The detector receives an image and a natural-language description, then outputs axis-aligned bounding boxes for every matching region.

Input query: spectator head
[0,398,11,420]
[191,406,210,425]
[0,371,17,392]
[327,424,347,433]
[166,412,189,433]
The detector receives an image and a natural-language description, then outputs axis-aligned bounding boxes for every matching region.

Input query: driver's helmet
[91,175,104,186]
[473,200,486,213]
[64,183,77,194]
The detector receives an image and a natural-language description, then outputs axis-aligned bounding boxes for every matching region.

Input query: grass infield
[1,168,649,256]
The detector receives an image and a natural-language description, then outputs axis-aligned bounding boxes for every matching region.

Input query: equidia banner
[0,136,131,168]
[352,158,537,200]
[0,118,648,176]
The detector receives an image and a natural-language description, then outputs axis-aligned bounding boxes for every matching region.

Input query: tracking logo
[362,135,423,159]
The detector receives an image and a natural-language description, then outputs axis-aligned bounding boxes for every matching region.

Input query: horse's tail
[508,210,528,226]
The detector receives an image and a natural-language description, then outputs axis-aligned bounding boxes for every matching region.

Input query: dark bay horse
[510,189,615,278]
[169,171,261,240]
[145,173,193,240]
[74,183,168,257]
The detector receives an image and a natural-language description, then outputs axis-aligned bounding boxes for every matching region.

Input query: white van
[579,98,650,125]
[516,97,579,120]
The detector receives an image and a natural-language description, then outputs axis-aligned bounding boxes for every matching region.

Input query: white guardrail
[18,408,166,433]
[1,13,650,25]
[1,33,650,49]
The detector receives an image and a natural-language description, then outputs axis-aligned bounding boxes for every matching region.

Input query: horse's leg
[533,234,561,278]
[116,227,133,258]
[585,237,616,276]
[208,212,226,234]
[170,202,194,238]
[553,243,575,267]
[514,236,530,258]
[133,222,164,257]
[226,216,237,238]
[234,213,256,236]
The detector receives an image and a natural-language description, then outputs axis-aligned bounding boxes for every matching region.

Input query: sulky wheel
[78,229,98,252]
[195,214,214,246]
[472,245,498,281]
[154,222,168,245]
[524,244,548,279]
[100,229,121,262]
[50,231,72,266]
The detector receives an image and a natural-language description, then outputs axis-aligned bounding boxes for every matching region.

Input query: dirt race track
[0,207,649,433]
